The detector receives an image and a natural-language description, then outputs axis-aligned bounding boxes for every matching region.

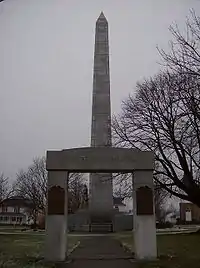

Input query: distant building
[180,202,200,223]
[0,196,34,225]
[113,197,126,213]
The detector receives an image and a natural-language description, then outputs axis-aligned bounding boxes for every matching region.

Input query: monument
[44,12,157,262]
[89,12,113,231]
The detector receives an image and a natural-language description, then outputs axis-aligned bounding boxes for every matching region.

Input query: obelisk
[89,12,113,223]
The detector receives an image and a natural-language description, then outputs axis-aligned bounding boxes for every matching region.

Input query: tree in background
[154,180,171,223]
[13,157,88,224]
[113,11,200,207]
[68,173,88,213]
[0,173,11,202]
[113,173,170,221]
[13,157,47,225]
[159,10,200,79]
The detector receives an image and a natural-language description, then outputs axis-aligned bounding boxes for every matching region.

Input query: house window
[0,216,3,221]
[17,217,22,222]
[4,217,8,222]
[12,217,16,222]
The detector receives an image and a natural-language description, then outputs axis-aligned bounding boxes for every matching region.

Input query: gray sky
[0,0,200,181]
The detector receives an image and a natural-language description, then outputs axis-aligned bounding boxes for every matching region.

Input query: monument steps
[89,222,113,233]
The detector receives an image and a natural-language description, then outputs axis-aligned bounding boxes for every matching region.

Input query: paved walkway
[67,236,134,268]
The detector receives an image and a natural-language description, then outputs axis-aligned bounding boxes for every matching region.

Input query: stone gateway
[45,148,157,261]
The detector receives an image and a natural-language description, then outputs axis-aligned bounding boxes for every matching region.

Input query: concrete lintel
[46,147,154,172]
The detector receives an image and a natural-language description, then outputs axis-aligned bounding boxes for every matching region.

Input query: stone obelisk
[89,12,113,226]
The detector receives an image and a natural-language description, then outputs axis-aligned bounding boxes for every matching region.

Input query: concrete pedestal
[45,215,67,261]
[45,171,68,262]
[134,215,157,259]
[133,171,157,259]
[89,209,114,233]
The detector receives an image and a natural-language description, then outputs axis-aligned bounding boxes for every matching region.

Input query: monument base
[89,209,115,233]
[68,209,133,233]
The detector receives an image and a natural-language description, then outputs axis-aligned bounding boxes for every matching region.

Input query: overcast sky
[0,0,200,181]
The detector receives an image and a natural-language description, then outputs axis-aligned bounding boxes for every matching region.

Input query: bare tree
[158,10,200,127]
[68,173,88,213]
[113,70,200,207]
[154,181,170,223]
[0,173,10,202]
[113,173,170,220]
[113,12,200,207]
[13,157,88,223]
[113,173,132,199]
[158,10,200,79]
[13,157,47,224]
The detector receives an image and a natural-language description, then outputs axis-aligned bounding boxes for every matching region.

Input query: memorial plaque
[48,185,65,215]
[136,186,154,215]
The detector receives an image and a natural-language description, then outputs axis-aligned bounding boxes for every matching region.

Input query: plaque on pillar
[136,186,154,215]
[48,185,65,215]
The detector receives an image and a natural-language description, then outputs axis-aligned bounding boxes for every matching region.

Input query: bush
[156,221,173,229]
[30,223,38,229]
[176,218,200,225]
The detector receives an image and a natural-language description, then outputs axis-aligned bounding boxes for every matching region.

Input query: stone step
[89,223,113,233]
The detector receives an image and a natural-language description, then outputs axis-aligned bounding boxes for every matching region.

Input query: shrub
[156,221,173,229]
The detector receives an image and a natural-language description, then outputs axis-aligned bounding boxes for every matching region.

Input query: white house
[0,196,33,225]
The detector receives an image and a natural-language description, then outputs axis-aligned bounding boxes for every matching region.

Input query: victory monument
[89,12,113,231]
[44,12,157,262]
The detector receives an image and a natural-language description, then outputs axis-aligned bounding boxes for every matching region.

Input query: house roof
[0,196,34,208]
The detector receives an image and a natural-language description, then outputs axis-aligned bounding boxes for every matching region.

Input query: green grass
[116,232,200,268]
[0,228,29,233]
[0,229,45,234]
[0,233,79,268]
[2,230,200,268]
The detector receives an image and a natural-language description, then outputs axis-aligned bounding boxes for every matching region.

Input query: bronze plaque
[136,186,154,215]
[48,185,65,215]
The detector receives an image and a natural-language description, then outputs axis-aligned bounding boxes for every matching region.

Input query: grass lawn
[116,232,200,268]
[0,233,80,268]
[0,228,30,233]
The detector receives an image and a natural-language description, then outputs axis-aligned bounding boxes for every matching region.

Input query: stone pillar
[132,170,157,260]
[45,171,68,262]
